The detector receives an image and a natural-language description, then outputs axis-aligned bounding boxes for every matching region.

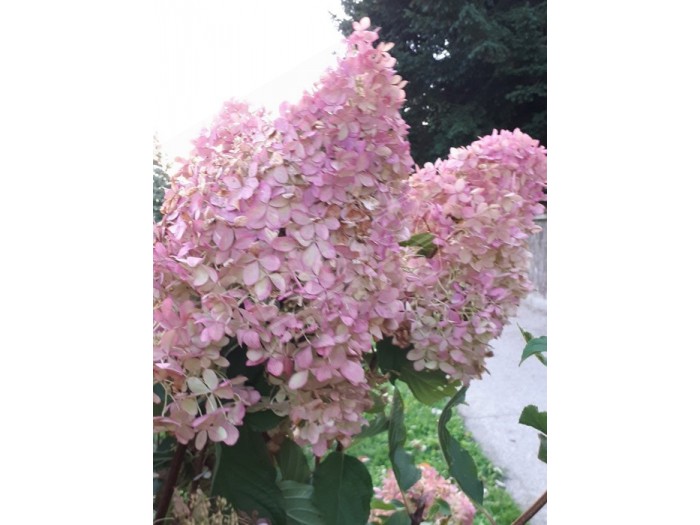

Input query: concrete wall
[528,215,547,297]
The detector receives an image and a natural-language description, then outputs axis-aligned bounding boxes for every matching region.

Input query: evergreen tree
[335,0,546,165]
[153,135,170,222]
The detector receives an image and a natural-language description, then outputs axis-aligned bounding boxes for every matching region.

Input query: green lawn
[349,383,522,525]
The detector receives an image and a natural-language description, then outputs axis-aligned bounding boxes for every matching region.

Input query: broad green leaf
[376,337,409,379]
[520,336,547,366]
[211,425,287,524]
[247,410,286,432]
[398,232,437,257]
[538,434,547,463]
[312,452,373,525]
[278,480,325,525]
[355,412,390,441]
[152,434,176,470]
[385,509,411,525]
[375,338,459,404]
[400,366,460,405]
[518,324,533,342]
[427,498,452,520]
[388,388,421,492]
[224,341,269,391]
[518,405,547,435]
[438,387,484,505]
[277,438,311,484]
[371,498,401,511]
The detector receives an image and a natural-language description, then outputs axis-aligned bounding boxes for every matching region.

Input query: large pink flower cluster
[153,18,414,455]
[371,463,476,524]
[401,130,547,382]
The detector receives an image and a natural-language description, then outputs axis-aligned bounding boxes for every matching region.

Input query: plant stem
[473,501,498,525]
[155,442,187,523]
[512,491,547,525]
[190,444,208,495]
[409,500,425,525]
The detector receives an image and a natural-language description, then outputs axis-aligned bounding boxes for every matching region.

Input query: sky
[154,0,347,160]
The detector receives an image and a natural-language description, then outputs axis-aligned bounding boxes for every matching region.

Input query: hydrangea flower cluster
[371,463,476,524]
[153,17,547,457]
[400,129,547,382]
[153,17,414,455]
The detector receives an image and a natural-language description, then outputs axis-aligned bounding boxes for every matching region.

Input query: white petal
[187,377,209,395]
[202,369,219,390]
[288,370,309,390]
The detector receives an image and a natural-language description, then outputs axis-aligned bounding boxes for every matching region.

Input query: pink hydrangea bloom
[153,16,547,454]
[153,17,413,452]
[371,463,476,524]
[401,129,547,383]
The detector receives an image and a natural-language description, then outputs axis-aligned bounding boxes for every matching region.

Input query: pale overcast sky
[154,0,347,160]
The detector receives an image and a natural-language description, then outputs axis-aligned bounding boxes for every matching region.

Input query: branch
[154,442,188,523]
[512,490,547,525]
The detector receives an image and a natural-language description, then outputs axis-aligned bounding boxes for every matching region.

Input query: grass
[349,382,522,525]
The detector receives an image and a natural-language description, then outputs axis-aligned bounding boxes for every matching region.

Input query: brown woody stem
[512,490,547,525]
[154,442,188,523]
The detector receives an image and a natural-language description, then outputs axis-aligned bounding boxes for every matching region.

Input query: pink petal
[254,276,272,301]
[269,273,286,292]
[291,210,312,225]
[270,165,288,183]
[243,262,260,286]
[223,425,240,446]
[272,237,297,252]
[340,361,365,385]
[295,347,313,369]
[316,239,336,259]
[213,224,234,251]
[302,244,322,275]
[242,331,261,349]
[267,358,284,376]
[300,224,315,240]
[260,254,281,272]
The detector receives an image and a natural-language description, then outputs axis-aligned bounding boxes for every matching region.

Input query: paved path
[457,293,547,524]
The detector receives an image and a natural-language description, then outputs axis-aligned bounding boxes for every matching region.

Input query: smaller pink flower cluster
[371,463,476,524]
[402,129,547,383]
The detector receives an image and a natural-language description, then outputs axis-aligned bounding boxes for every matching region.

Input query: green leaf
[211,425,287,525]
[375,337,460,405]
[398,232,437,257]
[376,337,409,379]
[152,434,176,470]
[277,438,311,484]
[400,366,460,405]
[427,498,452,520]
[153,383,168,418]
[247,410,286,432]
[278,480,325,525]
[385,509,411,525]
[518,405,547,435]
[518,325,534,343]
[371,498,401,511]
[520,336,547,366]
[388,388,421,492]
[366,388,389,414]
[538,434,547,463]
[355,412,390,441]
[224,341,270,392]
[438,387,484,505]
[312,452,373,525]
